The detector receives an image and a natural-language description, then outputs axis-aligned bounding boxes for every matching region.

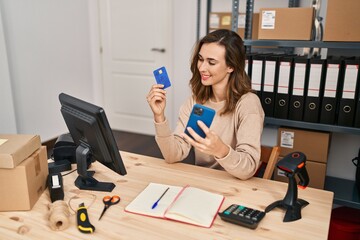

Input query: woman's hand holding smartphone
[184,104,215,139]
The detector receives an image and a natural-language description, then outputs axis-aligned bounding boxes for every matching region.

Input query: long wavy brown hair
[189,29,252,115]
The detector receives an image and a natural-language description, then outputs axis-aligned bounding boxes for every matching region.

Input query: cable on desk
[68,192,97,214]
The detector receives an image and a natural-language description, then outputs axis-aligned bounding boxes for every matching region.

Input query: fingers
[147,84,166,103]
[197,121,210,136]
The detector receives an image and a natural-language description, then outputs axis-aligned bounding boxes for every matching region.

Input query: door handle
[151,48,166,53]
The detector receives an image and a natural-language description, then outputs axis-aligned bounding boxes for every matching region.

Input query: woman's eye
[209,62,215,65]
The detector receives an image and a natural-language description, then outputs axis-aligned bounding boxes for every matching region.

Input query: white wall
[1,0,359,180]
[0,8,16,133]
[0,0,95,141]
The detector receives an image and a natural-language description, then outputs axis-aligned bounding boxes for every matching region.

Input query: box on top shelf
[0,146,48,211]
[209,12,259,40]
[0,134,41,168]
[258,7,314,40]
[323,0,360,42]
[277,127,331,163]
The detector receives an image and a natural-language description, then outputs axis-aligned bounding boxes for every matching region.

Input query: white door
[99,0,173,135]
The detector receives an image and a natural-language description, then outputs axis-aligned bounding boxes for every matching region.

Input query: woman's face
[197,43,233,88]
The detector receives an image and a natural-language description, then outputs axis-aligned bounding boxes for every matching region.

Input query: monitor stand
[75,143,115,192]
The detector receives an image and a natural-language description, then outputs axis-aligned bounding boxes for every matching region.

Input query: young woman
[146,29,264,180]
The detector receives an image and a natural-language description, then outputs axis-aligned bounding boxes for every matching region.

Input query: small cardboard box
[323,0,360,42]
[0,134,41,168]
[209,12,259,40]
[277,128,331,163]
[274,158,327,189]
[0,146,48,211]
[258,8,314,40]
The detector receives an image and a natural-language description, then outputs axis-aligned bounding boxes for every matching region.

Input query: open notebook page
[125,183,182,217]
[164,186,224,227]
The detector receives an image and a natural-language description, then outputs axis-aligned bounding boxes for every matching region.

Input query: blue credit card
[153,66,171,89]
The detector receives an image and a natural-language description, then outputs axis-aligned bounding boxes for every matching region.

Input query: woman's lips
[201,74,210,81]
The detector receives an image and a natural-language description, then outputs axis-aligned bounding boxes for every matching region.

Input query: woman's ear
[227,66,234,73]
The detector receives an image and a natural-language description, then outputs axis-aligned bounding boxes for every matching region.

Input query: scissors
[98,195,120,220]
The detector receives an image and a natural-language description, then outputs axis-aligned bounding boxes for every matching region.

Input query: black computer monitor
[59,93,127,192]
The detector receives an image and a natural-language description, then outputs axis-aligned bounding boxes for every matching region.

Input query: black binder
[303,58,326,123]
[352,59,360,128]
[250,54,266,100]
[288,57,309,121]
[274,56,294,119]
[246,52,258,79]
[261,55,282,117]
[319,57,342,125]
[337,59,359,127]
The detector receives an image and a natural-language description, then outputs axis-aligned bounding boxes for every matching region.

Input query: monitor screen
[59,92,127,192]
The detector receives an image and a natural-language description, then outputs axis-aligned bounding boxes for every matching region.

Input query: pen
[151,187,170,209]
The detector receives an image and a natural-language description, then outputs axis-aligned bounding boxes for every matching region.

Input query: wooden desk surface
[0,151,333,240]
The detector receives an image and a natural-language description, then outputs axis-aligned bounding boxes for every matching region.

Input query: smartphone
[153,66,171,89]
[184,104,216,139]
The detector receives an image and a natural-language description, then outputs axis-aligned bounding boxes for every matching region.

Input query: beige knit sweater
[154,92,264,180]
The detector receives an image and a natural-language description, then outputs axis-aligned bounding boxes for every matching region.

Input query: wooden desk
[0,151,333,239]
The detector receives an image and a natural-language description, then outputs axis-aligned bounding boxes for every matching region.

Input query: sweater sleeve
[215,93,264,180]
[154,97,194,163]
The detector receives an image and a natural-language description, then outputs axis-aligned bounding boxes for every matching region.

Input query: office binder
[288,57,309,121]
[261,55,281,117]
[303,58,326,123]
[246,52,258,79]
[274,56,294,119]
[337,59,359,127]
[250,54,266,100]
[353,60,360,128]
[319,58,342,125]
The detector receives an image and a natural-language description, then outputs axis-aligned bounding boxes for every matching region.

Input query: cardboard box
[209,12,259,40]
[277,128,331,163]
[323,0,360,42]
[258,8,314,40]
[0,146,48,211]
[0,134,41,168]
[274,158,327,189]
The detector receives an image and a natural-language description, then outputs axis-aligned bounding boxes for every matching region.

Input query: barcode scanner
[265,152,309,222]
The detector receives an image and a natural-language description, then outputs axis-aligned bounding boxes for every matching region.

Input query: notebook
[124,182,225,228]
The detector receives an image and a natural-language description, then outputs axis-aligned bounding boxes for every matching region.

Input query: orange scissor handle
[103,195,120,206]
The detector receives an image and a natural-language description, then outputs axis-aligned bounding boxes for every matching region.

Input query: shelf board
[324,176,360,209]
[264,117,360,135]
[244,40,360,49]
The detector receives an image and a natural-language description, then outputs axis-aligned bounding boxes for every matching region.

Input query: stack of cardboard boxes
[209,12,259,40]
[210,0,360,42]
[0,135,48,211]
[274,128,331,189]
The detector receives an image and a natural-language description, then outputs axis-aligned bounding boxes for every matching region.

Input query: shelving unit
[206,0,360,209]
[244,40,360,49]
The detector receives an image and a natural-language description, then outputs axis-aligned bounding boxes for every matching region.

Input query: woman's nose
[198,62,206,72]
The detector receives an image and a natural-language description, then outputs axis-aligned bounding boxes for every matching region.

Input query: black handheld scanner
[277,152,309,188]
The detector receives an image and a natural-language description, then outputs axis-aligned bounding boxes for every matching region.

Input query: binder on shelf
[261,55,281,117]
[319,57,342,125]
[303,58,326,123]
[274,56,294,119]
[288,56,309,121]
[250,54,266,100]
[245,52,258,79]
[337,59,359,127]
[352,59,360,128]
